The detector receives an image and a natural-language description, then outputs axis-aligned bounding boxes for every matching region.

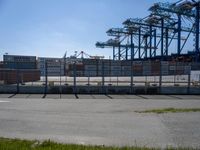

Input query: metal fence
[0,61,200,94]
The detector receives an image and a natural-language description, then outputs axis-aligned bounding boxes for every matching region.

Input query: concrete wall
[0,85,199,95]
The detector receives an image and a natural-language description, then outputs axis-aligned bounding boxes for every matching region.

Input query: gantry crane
[149,0,200,61]
[96,0,200,62]
[76,51,104,59]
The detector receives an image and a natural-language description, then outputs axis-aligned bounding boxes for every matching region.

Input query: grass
[0,137,197,150]
[135,108,200,114]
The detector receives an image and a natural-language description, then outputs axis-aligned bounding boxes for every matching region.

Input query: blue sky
[0,0,174,60]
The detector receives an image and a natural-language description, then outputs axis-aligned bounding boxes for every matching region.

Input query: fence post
[16,71,19,93]
[59,60,62,98]
[87,74,90,93]
[87,75,90,86]
[174,63,176,86]
[102,62,105,94]
[16,62,19,94]
[73,62,77,94]
[145,75,147,94]
[65,73,68,86]
[159,61,162,94]
[131,61,133,94]
[117,76,119,86]
[44,60,48,95]
[31,72,34,86]
[187,72,191,94]
[130,43,134,94]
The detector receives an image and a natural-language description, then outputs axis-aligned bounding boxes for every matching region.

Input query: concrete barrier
[0,85,199,95]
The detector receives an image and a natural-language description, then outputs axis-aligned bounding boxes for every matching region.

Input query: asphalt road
[0,95,200,148]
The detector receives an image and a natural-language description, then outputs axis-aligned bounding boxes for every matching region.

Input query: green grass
[0,137,197,150]
[135,108,200,114]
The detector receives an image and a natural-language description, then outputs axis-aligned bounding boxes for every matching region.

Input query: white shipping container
[191,71,200,82]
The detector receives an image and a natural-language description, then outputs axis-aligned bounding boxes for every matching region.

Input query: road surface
[0,94,200,148]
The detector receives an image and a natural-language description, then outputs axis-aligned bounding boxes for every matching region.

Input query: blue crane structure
[96,0,200,62]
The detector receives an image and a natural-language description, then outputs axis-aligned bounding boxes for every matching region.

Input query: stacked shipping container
[0,69,40,84]
[66,59,200,77]
[3,55,37,69]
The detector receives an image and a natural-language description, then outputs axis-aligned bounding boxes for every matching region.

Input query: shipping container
[111,60,121,66]
[151,65,160,72]
[122,71,131,76]
[143,70,151,76]
[134,72,143,76]
[0,69,40,84]
[122,66,131,71]
[111,70,121,76]
[143,65,151,73]
[83,59,98,65]
[151,71,160,76]
[85,65,97,71]
[161,70,169,75]
[176,66,184,70]
[84,70,97,77]
[161,65,169,72]
[111,66,121,71]
[121,60,131,66]
[161,61,169,65]
[191,63,200,70]
[169,66,176,71]
[143,61,151,66]
[98,59,110,66]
